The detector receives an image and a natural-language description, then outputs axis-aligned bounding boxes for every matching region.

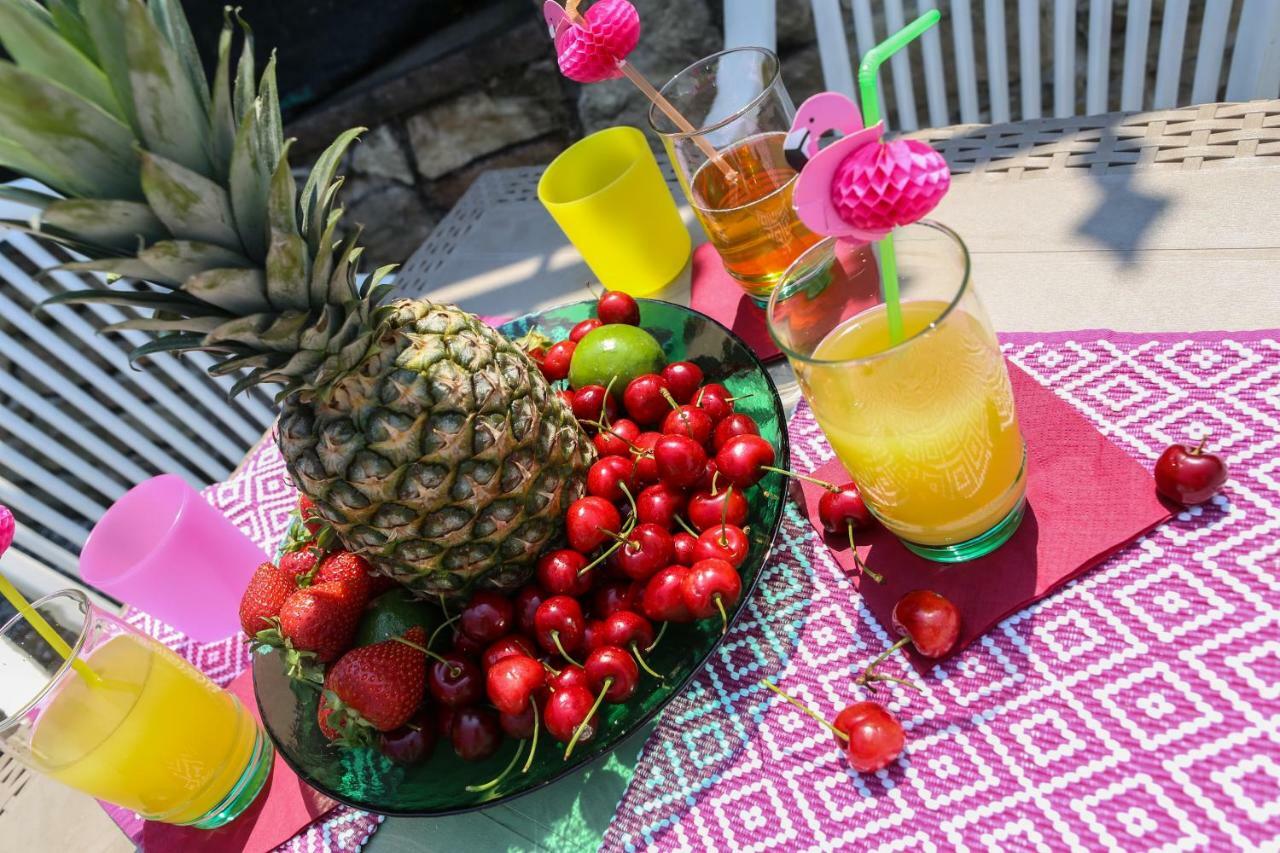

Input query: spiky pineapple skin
[279,299,593,598]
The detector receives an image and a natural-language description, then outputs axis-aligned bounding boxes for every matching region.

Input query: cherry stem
[392,637,460,675]
[761,466,837,491]
[659,388,681,411]
[1194,434,1209,454]
[646,620,668,653]
[720,485,732,533]
[618,481,638,517]
[710,470,720,496]
[578,531,631,577]
[632,643,664,679]
[695,387,706,406]
[759,679,848,742]
[427,614,460,651]
[715,595,729,635]
[601,376,618,430]
[848,525,883,584]
[564,680,611,759]
[521,701,540,774]
[674,514,698,536]
[465,739,526,792]
[862,673,924,693]
[551,631,581,667]
[857,636,911,685]
[582,420,645,454]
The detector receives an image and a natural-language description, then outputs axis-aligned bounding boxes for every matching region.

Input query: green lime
[354,588,444,647]
[568,324,665,390]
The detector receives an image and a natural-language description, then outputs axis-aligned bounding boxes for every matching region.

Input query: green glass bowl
[253,297,790,816]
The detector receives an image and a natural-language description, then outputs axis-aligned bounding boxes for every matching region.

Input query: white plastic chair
[0,180,277,600]
[726,0,1280,129]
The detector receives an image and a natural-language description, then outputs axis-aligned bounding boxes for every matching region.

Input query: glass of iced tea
[648,47,820,303]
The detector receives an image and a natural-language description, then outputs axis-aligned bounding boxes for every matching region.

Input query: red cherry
[572,384,620,424]
[513,585,546,636]
[583,619,605,652]
[641,565,693,622]
[692,458,719,492]
[597,291,640,325]
[481,634,537,672]
[608,522,674,581]
[450,706,502,761]
[671,531,698,565]
[654,435,708,489]
[838,702,905,773]
[499,705,536,739]
[533,595,587,661]
[428,652,483,707]
[681,558,742,625]
[1155,439,1229,505]
[452,628,485,658]
[541,340,575,382]
[715,434,776,488]
[694,383,734,422]
[693,524,750,567]
[635,482,686,529]
[818,483,873,532]
[435,706,455,739]
[586,456,636,503]
[661,361,704,404]
[624,374,672,425]
[569,317,603,342]
[630,431,661,484]
[592,579,641,618]
[598,610,655,651]
[594,418,640,457]
[662,405,714,445]
[712,413,760,451]
[378,710,437,766]
[556,389,576,409]
[687,487,749,531]
[485,654,547,715]
[458,591,514,645]
[537,549,592,597]
[549,663,590,693]
[565,496,623,553]
[584,645,640,702]
[543,685,601,744]
[891,590,961,658]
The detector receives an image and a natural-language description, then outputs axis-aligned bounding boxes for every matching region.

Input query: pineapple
[0,0,593,596]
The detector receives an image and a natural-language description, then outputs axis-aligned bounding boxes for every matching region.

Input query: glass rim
[765,220,972,367]
[647,46,781,140]
[0,588,92,735]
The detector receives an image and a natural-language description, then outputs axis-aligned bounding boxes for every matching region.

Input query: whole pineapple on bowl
[0,0,592,596]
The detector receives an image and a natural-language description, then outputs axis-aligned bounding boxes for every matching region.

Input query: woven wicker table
[4,100,1277,853]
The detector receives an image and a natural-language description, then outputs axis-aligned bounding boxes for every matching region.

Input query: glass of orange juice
[0,590,272,828]
[649,47,821,303]
[767,224,1027,561]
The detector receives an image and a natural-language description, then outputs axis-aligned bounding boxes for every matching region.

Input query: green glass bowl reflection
[253,297,790,816]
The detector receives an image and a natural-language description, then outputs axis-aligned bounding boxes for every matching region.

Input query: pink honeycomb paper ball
[556,0,641,83]
[0,505,13,556]
[830,138,950,233]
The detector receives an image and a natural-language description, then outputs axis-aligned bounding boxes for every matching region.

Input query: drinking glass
[79,474,267,641]
[767,224,1027,561]
[0,589,272,828]
[648,47,821,303]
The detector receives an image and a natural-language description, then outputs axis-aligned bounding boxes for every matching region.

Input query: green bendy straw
[856,10,941,344]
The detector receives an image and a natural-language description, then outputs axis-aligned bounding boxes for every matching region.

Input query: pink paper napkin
[688,243,784,362]
[794,361,1172,671]
[138,670,337,853]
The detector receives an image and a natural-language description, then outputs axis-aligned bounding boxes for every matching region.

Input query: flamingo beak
[784,127,810,172]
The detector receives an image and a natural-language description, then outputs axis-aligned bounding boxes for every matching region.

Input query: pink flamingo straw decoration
[543,0,736,180]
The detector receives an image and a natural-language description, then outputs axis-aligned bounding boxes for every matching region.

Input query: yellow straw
[0,573,100,687]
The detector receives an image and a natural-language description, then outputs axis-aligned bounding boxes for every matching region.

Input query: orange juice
[30,633,263,825]
[802,299,1026,546]
[690,132,821,290]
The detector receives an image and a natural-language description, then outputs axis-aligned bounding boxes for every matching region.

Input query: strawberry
[279,548,321,583]
[314,551,375,600]
[320,627,429,745]
[298,494,326,534]
[239,561,297,638]
[274,580,366,681]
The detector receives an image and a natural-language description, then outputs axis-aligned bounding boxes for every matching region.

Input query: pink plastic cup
[80,475,267,641]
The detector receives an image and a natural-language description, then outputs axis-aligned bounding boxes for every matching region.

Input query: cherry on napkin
[689,243,783,362]
[139,670,336,853]
[795,361,1172,672]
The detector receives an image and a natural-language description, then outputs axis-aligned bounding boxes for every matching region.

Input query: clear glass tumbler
[0,590,272,828]
[767,224,1027,562]
[648,47,821,302]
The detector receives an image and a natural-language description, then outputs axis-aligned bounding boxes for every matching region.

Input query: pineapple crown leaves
[0,0,394,396]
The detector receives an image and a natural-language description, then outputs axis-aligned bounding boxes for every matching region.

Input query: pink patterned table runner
[601,331,1280,851]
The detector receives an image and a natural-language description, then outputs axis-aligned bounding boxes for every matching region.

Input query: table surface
[9,100,1277,853]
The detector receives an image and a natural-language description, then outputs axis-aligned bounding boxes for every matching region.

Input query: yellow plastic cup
[538,126,691,296]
